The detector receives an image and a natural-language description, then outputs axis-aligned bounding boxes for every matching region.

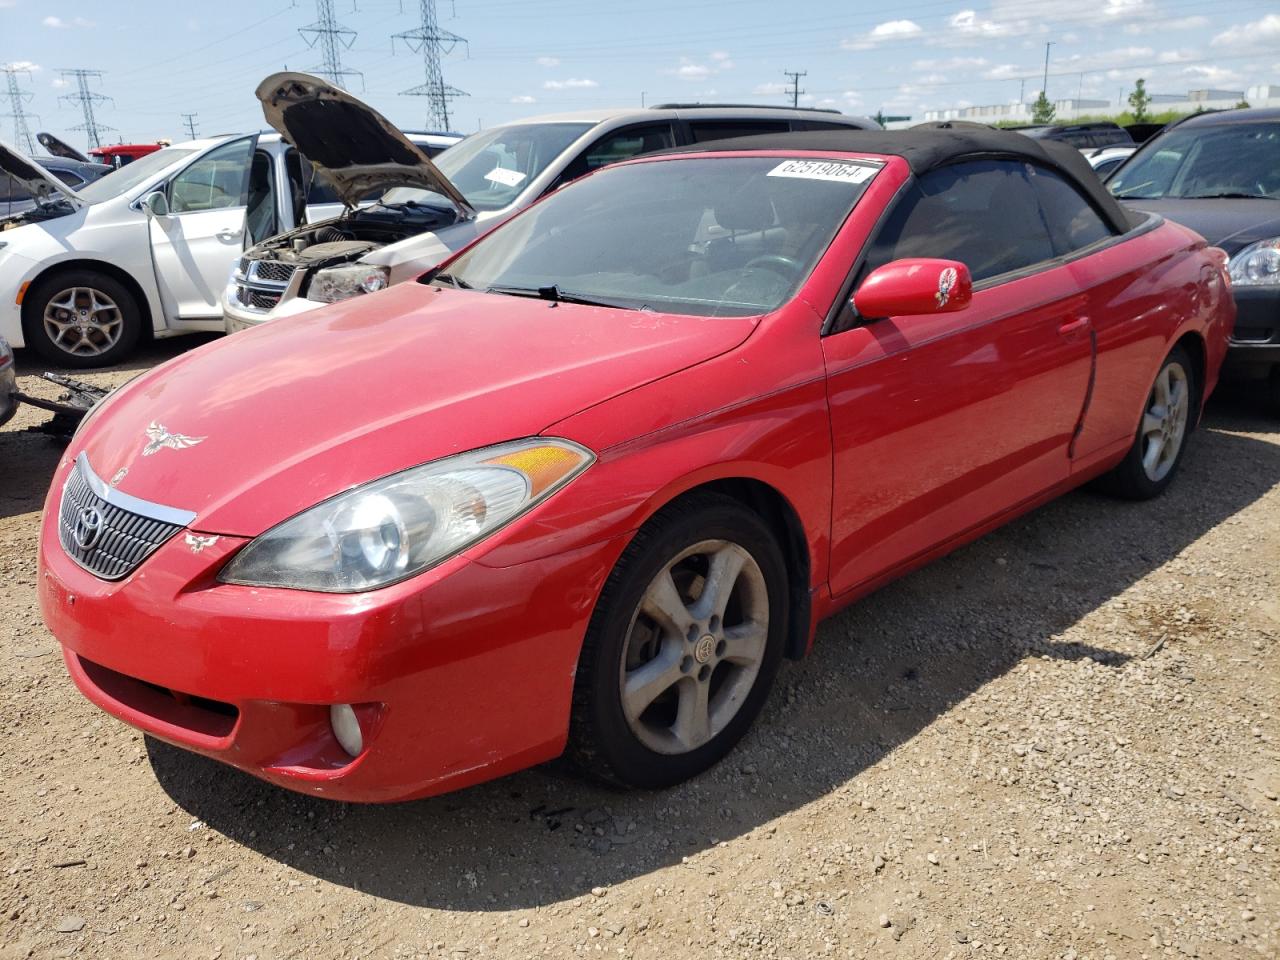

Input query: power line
[181,112,199,139]
[393,0,468,132]
[783,69,806,109]
[58,69,115,149]
[299,0,363,90]
[1,64,39,155]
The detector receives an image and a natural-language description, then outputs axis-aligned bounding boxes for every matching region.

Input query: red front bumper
[38,478,623,802]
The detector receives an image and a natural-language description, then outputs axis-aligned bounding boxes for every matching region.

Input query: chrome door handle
[1057,317,1089,338]
[216,229,241,242]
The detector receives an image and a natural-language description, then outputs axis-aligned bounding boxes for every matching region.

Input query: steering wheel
[743,254,802,278]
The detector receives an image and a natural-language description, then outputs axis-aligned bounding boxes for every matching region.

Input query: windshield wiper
[485,284,633,310]
[431,272,473,290]
[1180,191,1274,200]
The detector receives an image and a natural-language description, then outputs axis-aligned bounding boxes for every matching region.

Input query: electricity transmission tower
[181,112,199,139]
[58,69,115,148]
[299,0,362,90]
[393,0,468,132]
[1,64,39,155]
[783,70,806,109]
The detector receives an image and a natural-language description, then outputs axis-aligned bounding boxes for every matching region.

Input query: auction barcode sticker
[766,159,880,184]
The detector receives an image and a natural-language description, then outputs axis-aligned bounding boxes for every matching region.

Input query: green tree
[1128,78,1152,123]
[1236,99,1251,109]
[1031,90,1055,124]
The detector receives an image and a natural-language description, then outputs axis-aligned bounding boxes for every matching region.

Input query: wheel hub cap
[619,539,770,755]
[694,634,715,663]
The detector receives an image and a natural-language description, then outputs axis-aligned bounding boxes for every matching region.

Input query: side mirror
[140,190,169,218]
[853,258,972,320]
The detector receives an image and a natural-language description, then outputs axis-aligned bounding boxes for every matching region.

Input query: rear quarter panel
[1069,217,1232,470]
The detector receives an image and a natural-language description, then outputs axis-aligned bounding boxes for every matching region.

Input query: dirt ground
[0,338,1276,960]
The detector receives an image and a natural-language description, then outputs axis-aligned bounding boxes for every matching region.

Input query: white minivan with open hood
[0,124,458,368]
[224,74,881,330]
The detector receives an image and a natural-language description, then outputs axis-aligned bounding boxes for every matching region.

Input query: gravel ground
[0,339,1276,960]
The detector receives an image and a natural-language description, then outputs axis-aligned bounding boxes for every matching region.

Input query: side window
[687,120,789,144]
[50,169,84,188]
[556,123,676,186]
[169,139,253,213]
[860,160,1057,285]
[1028,165,1115,254]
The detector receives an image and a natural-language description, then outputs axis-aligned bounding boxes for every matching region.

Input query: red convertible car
[38,129,1232,802]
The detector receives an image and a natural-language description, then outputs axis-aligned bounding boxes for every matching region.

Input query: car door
[147,136,256,320]
[821,159,1095,598]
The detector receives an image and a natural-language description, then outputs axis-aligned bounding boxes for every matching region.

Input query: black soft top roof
[655,126,1141,233]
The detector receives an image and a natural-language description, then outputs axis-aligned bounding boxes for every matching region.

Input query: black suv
[1108,108,1280,407]
[1011,122,1134,149]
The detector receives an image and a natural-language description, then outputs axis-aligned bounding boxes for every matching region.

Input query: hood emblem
[72,506,105,551]
[184,533,219,554]
[143,421,206,457]
[110,468,128,487]
[935,267,958,309]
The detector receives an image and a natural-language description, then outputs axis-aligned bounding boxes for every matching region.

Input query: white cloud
[842,19,922,51]
[51,77,69,89]
[1211,14,1280,52]
[509,94,536,104]
[1182,64,1245,87]
[913,56,988,71]
[1156,49,1196,64]
[1126,14,1207,34]
[42,14,93,28]
[535,56,560,67]
[672,63,712,80]
[983,63,1023,80]
[664,52,734,81]
[753,81,788,96]
[542,78,598,90]
[5,60,40,73]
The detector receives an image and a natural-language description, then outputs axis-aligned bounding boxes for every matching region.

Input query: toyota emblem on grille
[72,506,105,550]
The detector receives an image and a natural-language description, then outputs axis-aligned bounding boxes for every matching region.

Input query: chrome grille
[57,455,193,581]
[249,259,296,283]
[236,286,283,310]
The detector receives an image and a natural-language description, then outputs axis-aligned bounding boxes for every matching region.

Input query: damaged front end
[229,199,463,311]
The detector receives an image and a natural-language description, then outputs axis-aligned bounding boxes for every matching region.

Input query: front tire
[1096,344,1197,500]
[22,269,143,368]
[567,492,789,789]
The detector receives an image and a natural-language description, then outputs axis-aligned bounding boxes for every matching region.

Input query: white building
[920,84,1280,125]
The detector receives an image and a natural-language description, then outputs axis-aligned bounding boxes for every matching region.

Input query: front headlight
[218,438,594,592]
[308,263,391,303]
[1228,238,1280,287]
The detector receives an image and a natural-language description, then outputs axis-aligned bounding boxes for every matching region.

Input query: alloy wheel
[42,286,124,358]
[619,539,769,755]
[1140,361,1189,483]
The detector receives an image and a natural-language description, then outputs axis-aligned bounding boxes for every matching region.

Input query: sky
[1,0,1278,150]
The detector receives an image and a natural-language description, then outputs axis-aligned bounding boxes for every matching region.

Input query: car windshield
[76,146,199,204]
[382,122,592,212]
[1108,123,1280,200]
[432,155,881,317]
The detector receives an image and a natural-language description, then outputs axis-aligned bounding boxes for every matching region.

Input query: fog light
[329,703,364,757]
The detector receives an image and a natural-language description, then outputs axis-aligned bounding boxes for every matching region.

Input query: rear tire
[22,269,143,369]
[1096,344,1197,500]
[567,492,788,789]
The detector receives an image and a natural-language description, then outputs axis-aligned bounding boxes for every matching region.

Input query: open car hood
[256,71,474,217]
[36,131,90,162]
[0,140,84,210]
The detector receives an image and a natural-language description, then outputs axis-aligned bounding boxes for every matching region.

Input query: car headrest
[714,188,776,233]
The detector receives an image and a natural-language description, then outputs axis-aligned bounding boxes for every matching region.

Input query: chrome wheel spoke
[1143,435,1165,474]
[641,569,694,639]
[721,621,768,665]
[42,285,122,357]
[692,543,747,622]
[673,677,711,751]
[1154,367,1171,406]
[621,647,683,720]
[1142,409,1165,437]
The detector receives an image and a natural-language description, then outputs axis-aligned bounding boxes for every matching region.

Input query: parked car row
[0,73,881,368]
[35,123,1235,801]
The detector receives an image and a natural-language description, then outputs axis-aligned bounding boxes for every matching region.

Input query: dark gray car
[1,153,112,219]
[1108,108,1280,408]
